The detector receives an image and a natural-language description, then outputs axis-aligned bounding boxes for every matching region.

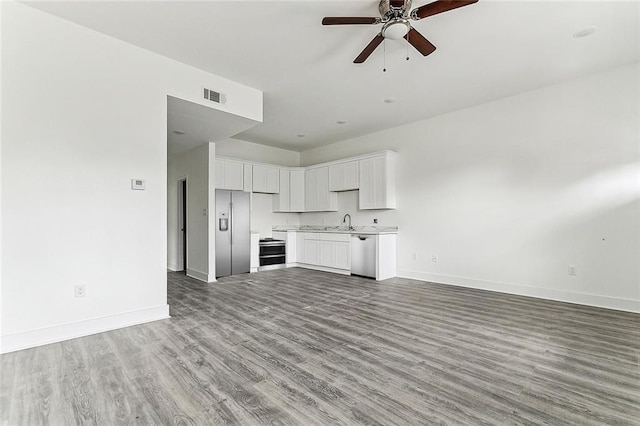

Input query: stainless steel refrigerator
[215,190,250,278]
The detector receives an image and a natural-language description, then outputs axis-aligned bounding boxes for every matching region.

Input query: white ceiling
[25,1,640,152]
[167,96,260,156]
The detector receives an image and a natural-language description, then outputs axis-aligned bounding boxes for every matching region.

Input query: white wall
[301,191,395,228]
[215,138,300,167]
[300,63,640,312]
[251,193,300,238]
[0,2,261,352]
[167,143,215,281]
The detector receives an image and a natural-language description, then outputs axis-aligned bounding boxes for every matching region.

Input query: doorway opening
[177,178,187,272]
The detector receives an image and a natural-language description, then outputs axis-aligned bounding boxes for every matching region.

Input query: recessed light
[573,26,597,38]
[336,120,347,125]
[383,98,395,104]
[172,130,185,135]
[297,134,305,138]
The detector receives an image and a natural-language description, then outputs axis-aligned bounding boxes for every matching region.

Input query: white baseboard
[293,263,351,276]
[0,304,170,354]
[186,268,216,283]
[397,269,640,313]
[167,263,178,272]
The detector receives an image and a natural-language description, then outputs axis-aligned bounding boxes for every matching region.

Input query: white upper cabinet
[305,167,338,212]
[289,170,305,212]
[272,169,290,212]
[215,159,224,188]
[215,159,244,190]
[252,164,265,192]
[252,164,279,194]
[243,163,253,192]
[219,150,396,211]
[266,167,279,193]
[273,168,305,213]
[359,152,397,210]
[329,161,359,191]
[304,167,318,211]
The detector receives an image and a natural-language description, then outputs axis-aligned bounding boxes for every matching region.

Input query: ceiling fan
[322,0,478,63]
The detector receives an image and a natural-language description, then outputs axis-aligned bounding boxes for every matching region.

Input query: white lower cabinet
[290,231,395,280]
[319,241,333,267]
[250,233,260,273]
[297,233,350,271]
[296,232,306,263]
[333,241,351,270]
[320,234,351,270]
[303,239,319,265]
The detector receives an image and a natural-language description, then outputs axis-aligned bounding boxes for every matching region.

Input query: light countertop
[272,225,398,235]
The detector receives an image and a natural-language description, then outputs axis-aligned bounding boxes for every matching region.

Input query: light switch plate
[131,179,145,190]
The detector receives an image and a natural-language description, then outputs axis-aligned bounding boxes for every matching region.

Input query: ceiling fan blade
[390,0,405,7]
[412,0,478,20]
[354,33,384,63]
[322,17,379,25]
[404,28,436,56]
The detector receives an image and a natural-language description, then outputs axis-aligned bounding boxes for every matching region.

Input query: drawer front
[303,232,320,240]
[319,233,351,242]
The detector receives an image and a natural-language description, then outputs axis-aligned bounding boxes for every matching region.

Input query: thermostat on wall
[131,179,145,190]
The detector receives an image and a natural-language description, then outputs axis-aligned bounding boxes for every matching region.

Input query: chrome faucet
[342,213,354,231]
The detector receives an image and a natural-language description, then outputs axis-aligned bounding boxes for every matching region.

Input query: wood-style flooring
[2,268,639,425]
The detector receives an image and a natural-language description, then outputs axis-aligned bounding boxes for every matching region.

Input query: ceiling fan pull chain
[406,30,410,61]
[383,39,387,72]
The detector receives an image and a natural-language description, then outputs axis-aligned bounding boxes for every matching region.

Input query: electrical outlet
[432,255,439,263]
[568,265,577,276]
[74,284,86,298]
[411,252,417,260]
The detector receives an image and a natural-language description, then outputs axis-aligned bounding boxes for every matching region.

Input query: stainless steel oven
[258,238,286,270]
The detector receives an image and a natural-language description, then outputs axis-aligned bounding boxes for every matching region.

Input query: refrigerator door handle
[229,202,233,245]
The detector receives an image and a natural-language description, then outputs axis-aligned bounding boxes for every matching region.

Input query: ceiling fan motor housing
[379,0,412,20]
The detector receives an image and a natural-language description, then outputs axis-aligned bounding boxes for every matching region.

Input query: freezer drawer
[350,235,376,278]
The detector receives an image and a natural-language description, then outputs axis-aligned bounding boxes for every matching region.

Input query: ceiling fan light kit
[322,0,479,64]
[382,20,410,40]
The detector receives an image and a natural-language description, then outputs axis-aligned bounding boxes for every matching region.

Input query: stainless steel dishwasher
[350,234,376,278]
